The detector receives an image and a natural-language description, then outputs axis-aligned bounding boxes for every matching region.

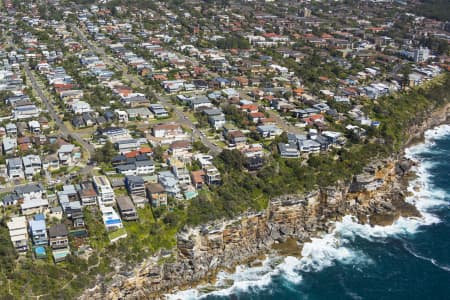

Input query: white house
[22,154,42,179]
[7,157,24,179]
[7,216,28,252]
[93,176,115,206]
[71,101,92,114]
[100,206,124,232]
[12,104,39,120]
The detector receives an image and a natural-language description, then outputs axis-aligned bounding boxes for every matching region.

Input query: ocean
[169,125,450,300]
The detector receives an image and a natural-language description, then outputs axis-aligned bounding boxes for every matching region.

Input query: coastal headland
[81,102,450,300]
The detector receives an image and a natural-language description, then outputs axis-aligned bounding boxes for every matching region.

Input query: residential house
[39,116,49,129]
[20,195,49,216]
[57,185,80,215]
[298,139,321,153]
[7,157,24,179]
[116,196,138,221]
[127,107,154,119]
[115,139,141,154]
[12,104,39,120]
[249,112,265,124]
[82,112,95,126]
[22,154,42,180]
[29,215,48,246]
[146,183,168,207]
[72,116,85,128]
[171,159,191,186]
[17,136,32,151]
[48,224,70,262]
[99,127,131,143]
[190,96,213,110]
[58,144,80,166]
[2,193,20,207]
[256,125,283,138]
[115,110,129,123]
[78,182,98,206]
[7,216,28,253]
[169,140,192,160]
[15,183,44,203]
[48,206,63,221]
[100,206,123,232]
[149,104,169,118]
[245,156,265,171]
[152,123,183,138]
[226,130,247,148]
[203,108,226,130]
[278,143,300,158]
[2,136,17,154]
[222,88,240,99]
[42,154,60,170]
[158,171,182,199]
[93,176,115,206]
[125,175,146,197]
[28,120,41,134]
[5,123,17,136]
[70,101,92,114]
[190,170,205,189]
[204,166,221,185]
[121,94,150,107]
[116,159,155,176]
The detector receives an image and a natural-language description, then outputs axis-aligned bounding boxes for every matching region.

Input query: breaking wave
[166,125,450,300]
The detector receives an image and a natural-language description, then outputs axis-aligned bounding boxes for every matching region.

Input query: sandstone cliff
[81,103,449,300]
[82,157,419,300]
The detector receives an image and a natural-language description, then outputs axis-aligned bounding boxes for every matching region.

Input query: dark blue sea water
[170,126,450,300]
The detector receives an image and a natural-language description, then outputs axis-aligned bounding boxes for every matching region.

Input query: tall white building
[413,47,430,63]
[93,176,115,206]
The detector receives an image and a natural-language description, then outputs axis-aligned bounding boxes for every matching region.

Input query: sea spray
[166,125,450,300]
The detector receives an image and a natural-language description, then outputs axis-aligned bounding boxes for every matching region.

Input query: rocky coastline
[80,103,450,300]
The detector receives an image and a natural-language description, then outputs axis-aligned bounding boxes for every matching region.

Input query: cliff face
[82,157,418,300]
[81,104,449,300]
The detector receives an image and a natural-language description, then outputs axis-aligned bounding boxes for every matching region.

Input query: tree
[400,64,412,88]
[95,141,116,163]
[218,149,245,172]
[153,146,164,162]
[216,35,250,49]
[193,141,209,153]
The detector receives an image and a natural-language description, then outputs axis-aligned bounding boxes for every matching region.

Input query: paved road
[72,25,222,154]
[71,25,143,87]
[24,64,95,175]
[152,92,222,154]
[267,110,303,134]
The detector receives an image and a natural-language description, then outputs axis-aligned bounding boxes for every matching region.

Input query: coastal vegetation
[0,74,448,298]
[1,0,449,296]
[186,74,450,224]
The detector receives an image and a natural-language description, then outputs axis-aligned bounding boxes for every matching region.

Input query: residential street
[71,25,222,154]
[24,64,95,175]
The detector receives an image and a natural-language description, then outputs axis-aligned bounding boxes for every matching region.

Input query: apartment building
[93,176,115,206]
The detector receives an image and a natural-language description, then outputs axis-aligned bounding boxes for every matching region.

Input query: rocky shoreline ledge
[81,104,450,300]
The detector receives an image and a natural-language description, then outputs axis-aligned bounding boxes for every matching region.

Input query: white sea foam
[167,125,450,300]
[402,242,450,272]
[166,257,280,300]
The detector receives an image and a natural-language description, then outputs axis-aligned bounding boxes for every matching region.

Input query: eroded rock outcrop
[81,156,419,300]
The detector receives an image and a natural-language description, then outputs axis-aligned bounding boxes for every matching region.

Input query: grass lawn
[68,166,82,173]
[108,227,127,241]
[114,188,128,197]
[184,111,198,123]
[215,140,227,148]
[121,206,180,254]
